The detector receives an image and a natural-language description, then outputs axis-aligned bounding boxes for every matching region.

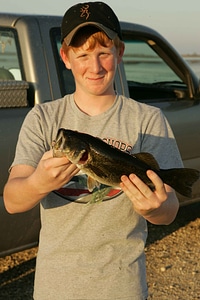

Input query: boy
[4,2,182,299]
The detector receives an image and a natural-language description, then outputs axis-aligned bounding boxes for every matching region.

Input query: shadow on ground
[146,202,200,246]
[0,258,35,300]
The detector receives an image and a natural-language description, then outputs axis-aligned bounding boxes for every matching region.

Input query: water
[123,56,200,84]
[185,57,200,78]
[123,41,200,81]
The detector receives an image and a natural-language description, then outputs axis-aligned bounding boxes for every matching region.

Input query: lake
[123,55,200,84]
[184,56,200,78]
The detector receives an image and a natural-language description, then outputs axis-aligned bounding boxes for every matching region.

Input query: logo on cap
[80,4,90,20]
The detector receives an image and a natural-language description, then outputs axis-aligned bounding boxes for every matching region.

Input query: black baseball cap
[61,1,122,45]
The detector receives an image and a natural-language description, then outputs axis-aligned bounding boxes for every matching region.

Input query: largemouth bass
[52,129,200,198]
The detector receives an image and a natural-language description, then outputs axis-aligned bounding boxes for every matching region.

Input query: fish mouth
[78,150,88,164]
[53,146,89,165]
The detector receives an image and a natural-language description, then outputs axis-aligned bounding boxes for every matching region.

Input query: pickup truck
[0,13,200,257]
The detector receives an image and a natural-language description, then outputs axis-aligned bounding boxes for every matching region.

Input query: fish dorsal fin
[133,152,160,170]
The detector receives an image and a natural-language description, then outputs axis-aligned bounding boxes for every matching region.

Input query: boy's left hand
[120,170,178,224]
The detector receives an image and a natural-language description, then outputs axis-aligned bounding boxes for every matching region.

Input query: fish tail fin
[159,168,200,198]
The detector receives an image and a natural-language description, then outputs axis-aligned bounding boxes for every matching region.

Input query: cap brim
[64,22,117,45]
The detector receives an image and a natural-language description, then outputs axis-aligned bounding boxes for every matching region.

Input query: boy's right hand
[31,150,79,195]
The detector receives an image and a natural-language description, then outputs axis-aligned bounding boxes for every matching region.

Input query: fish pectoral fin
[87,176,101,192]
[133,152,160,170]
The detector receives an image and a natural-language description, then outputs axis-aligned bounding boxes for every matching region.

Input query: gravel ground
[146,202,200,300]
[0,202,200,300]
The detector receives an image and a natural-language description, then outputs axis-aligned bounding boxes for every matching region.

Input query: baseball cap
[61,2,122,45]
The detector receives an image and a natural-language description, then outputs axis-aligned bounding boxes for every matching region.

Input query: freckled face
[62,42,122,96]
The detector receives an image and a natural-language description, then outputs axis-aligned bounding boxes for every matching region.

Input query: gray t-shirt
[12,94,183,300]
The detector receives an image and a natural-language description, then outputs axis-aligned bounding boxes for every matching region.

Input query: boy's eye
[78,54,87,58]
[100,52,112,57]
[75,51,112,59]
[100,51,109,55]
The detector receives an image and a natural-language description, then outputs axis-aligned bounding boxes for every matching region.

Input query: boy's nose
[90,56,102,73]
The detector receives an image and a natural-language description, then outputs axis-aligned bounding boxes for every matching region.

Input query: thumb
[41,150,54,160]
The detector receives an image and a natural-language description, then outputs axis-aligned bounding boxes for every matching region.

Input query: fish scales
[83,144,155,188]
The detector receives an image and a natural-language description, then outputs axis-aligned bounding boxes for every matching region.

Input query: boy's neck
[73,92,117,116]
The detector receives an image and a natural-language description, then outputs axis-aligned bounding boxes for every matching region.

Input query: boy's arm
[3,150,79,214]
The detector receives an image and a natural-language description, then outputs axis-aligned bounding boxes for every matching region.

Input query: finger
[121,174,153,199]
[120,175,142,200]
[67,165,80,178]
[129,173,153,197]
[42,150,54,159]
[43,154,71,169]
[146,170,166,196]
[63,162,79,174]
[42,150,70,164]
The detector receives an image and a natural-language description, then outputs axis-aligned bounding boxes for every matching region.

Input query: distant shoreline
[182,54,200,58]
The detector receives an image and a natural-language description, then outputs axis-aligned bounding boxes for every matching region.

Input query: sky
[1,0,200,54]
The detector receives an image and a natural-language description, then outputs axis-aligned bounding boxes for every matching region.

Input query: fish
[52,128,200,199]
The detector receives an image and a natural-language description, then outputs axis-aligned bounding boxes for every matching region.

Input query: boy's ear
[117,43,125,64]
[60,47,71,69]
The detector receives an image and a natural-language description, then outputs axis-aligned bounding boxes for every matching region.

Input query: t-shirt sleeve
[10,105,49,169]
[140,108,183,169]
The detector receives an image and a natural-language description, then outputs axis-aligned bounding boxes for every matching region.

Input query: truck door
[0,28,40,257]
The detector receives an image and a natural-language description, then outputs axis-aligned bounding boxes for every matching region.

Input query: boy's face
[61,39,124,96]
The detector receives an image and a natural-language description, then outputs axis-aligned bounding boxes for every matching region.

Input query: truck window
[123,40,186,101]
[123,40,180,83]
[50,28,75,96]
[0,29,22,80]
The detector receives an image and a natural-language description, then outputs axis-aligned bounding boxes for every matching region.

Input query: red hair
[62,27,124,55]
